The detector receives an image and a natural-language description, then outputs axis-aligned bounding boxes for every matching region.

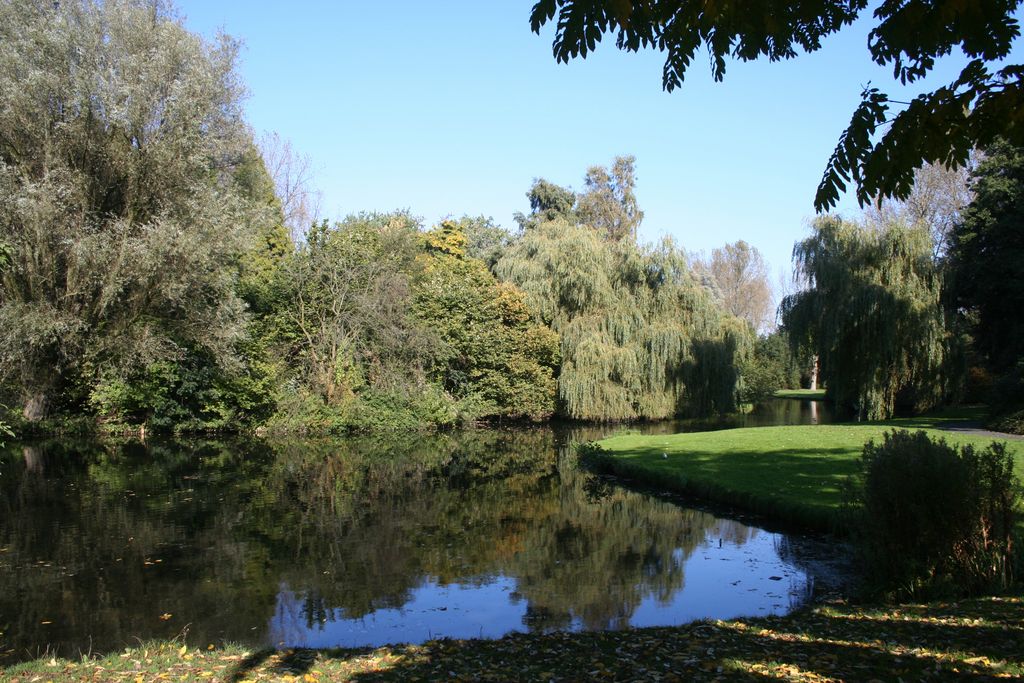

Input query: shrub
[991,409,1024,436]
[988,362,1024,435]
[737,350,785,404]
[855,430,1020,599]
[88,349,277,434]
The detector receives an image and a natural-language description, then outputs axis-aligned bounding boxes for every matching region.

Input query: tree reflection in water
[0,426,832,662]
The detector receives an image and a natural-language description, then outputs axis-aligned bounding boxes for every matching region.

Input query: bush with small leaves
[855,430,1020,599]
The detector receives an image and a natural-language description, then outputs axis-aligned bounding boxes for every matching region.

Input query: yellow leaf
[178,645,187,656]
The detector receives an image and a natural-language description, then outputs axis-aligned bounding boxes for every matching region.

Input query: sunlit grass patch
[773,389,827,400]
[588,416,1024,532]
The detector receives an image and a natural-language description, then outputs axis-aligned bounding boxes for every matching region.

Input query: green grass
[773,389,827,400]
[4,595,1021,681]
[589,411,1024,532]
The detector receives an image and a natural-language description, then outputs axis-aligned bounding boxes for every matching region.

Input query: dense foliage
[529,1,1024,212]
[949,141,1024,432]
[269,213,435,429]
[0,0,267,423]
[0,0,756,434]
[415,221,560,421]
[855,430,1020,599]
[737,331,808,403]
[782,216,950,419]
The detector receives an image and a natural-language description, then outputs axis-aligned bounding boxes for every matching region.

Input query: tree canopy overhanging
[529,0,1024,211]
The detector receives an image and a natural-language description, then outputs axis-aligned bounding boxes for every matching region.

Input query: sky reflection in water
[269,527,810,650]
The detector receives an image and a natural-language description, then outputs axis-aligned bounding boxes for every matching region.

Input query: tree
[454,215,517,269]
[497,217,745,420]
[414,221,560,420]
[949,141,1024,372]
[273,213,433,409]
[864,159,975,257]
[948,141,1024,431]
[258,132,322,244]
[515,179,577,229]
[515,155,643,242]
[83,146,294,432]
[736,330,809,402]
[576,155,644,241]
[781,216,949,419]
[0,0,258,421]
[530,1,1024,211]
[699,240,774,334]
[234,144,295,314]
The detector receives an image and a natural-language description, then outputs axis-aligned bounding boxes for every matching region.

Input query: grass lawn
[4,595,1021,681]
[773,389,827,400]
[589,411,1024,532]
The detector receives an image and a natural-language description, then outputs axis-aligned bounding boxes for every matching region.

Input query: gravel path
[939,421,1024,441]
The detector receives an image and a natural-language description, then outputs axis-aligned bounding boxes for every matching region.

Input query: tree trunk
[22,445,43,473]
[809,356,819,391]
[22,389,49,422]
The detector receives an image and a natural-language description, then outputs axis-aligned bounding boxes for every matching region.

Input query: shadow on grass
[225,647,274,681]
[219,597,1023,682]
[588,446,863,532]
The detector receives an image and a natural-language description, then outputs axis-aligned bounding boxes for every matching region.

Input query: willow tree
[0,0,263,421]
[496,219,744,420]
[781,216,949,420]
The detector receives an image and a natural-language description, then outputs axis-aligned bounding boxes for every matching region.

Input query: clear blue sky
[176,1,1021,284]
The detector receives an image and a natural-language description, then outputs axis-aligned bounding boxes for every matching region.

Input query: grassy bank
[773,389,827,400]
[587,412,1024,532]
[4,595,1021,681]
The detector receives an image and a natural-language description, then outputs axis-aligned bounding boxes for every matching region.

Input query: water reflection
[608,397,835,437]
[0,417,844,663]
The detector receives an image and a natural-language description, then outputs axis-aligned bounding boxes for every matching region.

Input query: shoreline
[4,595,1022,680]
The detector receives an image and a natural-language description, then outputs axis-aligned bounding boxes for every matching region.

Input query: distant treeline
[2,0,1020,435]
[0,0,803,433]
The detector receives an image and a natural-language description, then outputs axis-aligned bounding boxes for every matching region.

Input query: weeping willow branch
[497,219,749,420]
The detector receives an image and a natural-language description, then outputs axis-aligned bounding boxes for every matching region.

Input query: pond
[0,398,850,663]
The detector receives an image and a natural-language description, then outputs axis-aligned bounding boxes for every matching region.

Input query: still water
[0,399,846,663]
